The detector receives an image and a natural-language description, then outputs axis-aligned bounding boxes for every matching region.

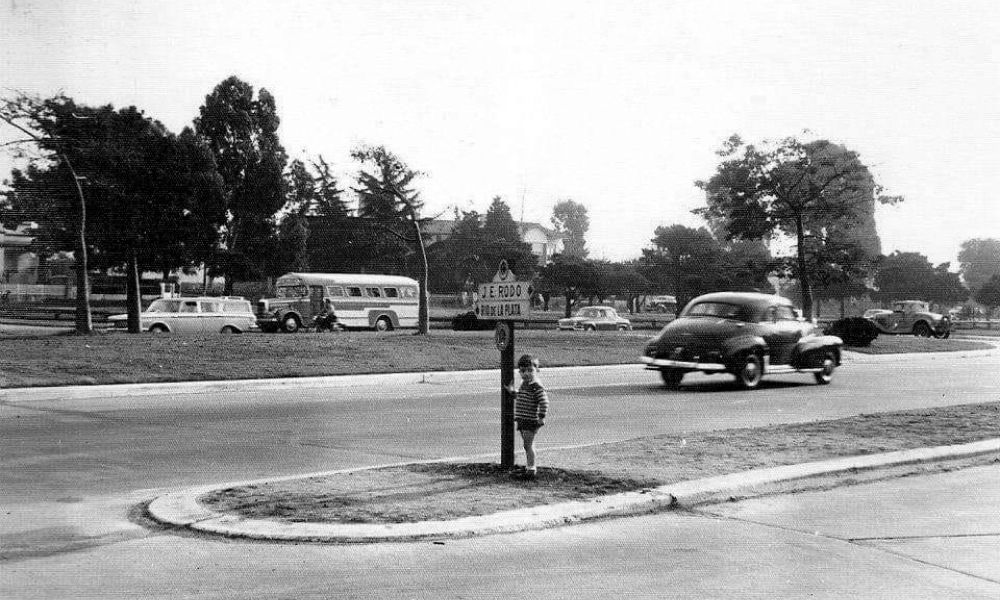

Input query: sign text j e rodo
[475,260,532,319]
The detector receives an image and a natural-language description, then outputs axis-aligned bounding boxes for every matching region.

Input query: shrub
[825,317,880,347]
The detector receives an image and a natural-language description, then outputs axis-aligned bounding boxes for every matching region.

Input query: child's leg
[521,429,537,471]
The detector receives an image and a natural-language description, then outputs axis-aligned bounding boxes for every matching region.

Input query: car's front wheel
[736,353,763,389]
[813,352,836,385]
[660,368,684,389]
[913,321,932,337]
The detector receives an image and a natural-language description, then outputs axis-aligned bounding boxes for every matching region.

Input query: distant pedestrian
[506,353,549,479]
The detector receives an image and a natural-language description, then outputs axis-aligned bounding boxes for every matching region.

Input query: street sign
[475,261,532,319]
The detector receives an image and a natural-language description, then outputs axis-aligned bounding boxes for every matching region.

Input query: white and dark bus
[256,272,420,332]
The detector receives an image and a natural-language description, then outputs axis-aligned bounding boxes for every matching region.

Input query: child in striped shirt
[506,354,549,479]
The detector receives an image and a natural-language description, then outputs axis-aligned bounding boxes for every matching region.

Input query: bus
[256,272,420,333]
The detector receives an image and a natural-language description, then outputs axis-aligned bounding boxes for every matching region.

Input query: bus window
[366,287,382,298]
[384,287,399,298]
[326,286,345,297]
[347,287,363,297]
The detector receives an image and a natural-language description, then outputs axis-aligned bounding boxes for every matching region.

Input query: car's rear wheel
[813,352,836,385]
[617,324,629,331]
[913,322,932,337]
[282,315,300,333]
[221,325,238,334]
[375,316,393,332]
[584,324,596,331]
[660,369,684,389]
[149,324,168,333]
[736,353,763,389]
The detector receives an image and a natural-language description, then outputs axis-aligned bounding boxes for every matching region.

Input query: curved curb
[147,438,1000,543]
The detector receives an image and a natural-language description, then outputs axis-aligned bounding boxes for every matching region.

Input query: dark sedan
[640,291,843,389]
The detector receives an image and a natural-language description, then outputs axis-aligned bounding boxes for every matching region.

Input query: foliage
[351,144,431,333]
[972,274,1000,312]
[539,254,598,317]
[2,94,226,330]
[550,199,589,258]
[958,238,1000,291]
[874,252,968,306]
[695,134,899,318]
[638,224,773,314]
[194,76,288,290]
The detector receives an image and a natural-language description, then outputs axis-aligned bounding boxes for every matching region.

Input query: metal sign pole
[497,321,515,467]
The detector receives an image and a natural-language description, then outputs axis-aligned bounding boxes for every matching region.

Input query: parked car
[451,310,496,331]
[109,296,256,333]
[557,306,632,331]
[825,317,880,347]
[640,292,843,389]
[865,300,951,338]
[862,308,892,320]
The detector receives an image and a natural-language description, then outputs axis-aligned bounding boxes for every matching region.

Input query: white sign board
[475,261,532,319]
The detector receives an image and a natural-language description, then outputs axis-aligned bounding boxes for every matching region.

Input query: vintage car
[865,300,951,338]
[557,306,632,331]
[109,296,256,333]
[640,292,843,389]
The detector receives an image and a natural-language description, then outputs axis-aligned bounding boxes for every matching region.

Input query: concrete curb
[146,438,1000,543]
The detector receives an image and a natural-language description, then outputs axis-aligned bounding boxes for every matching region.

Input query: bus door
[309,285,325,317]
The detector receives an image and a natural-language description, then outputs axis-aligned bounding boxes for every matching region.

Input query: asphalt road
[1,348,998,598]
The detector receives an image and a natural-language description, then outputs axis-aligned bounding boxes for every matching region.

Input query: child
[506,354,549,479]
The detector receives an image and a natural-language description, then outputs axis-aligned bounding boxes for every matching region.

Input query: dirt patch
[200,401,1000,524]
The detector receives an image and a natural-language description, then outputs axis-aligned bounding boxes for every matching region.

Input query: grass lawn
[201,401,1000,523]
[0,328,993,388]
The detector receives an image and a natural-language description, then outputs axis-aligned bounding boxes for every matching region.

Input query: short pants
[516,419,543,432]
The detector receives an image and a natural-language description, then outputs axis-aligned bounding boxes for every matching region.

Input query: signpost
[476,260,531,468]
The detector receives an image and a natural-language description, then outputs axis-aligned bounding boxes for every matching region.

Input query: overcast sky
[2,0,998,268]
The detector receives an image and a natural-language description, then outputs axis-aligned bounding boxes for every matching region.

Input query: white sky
[2,0,998,268]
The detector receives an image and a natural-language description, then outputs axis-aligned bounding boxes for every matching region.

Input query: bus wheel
[282,315,301,333]
[375,316,393,332]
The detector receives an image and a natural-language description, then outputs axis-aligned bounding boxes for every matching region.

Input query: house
[422,219,564,266]
[0,224,39,284]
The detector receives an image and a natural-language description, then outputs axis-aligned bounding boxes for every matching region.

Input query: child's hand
[504,384,516,394]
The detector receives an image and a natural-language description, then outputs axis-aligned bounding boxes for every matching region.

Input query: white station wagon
[109,296,257,333]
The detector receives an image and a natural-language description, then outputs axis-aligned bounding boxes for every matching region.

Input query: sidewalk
[146,438,1000,543]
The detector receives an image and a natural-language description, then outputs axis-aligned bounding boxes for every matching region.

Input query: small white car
[558,306,632,331]
[109,297,257,333]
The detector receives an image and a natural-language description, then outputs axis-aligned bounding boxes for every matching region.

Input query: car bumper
[639,355,727,372]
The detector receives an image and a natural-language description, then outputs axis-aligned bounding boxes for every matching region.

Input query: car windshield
[684,302,747,321]
[276,285,307,298]
[146,299,180,313]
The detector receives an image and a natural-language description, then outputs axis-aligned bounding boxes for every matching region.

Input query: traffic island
[146,402,1000,543]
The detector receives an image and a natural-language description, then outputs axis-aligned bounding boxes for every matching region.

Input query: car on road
[557,306,632,331]
[865,300,951,338]
[109,296,256,333]
[640,291,843,389]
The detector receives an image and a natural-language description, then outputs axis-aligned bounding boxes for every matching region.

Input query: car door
[762,305,802,365]
[174,299,203,333]
[596,309,613,330]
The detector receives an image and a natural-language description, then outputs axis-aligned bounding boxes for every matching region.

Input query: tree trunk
[795,214,814,319]
[126,252,142,333]
[410,217,430,334]
[63,153,92,334]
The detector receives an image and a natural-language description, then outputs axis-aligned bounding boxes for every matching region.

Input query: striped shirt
[514,381,549,422]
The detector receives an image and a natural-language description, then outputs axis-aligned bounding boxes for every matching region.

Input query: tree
[2,93,95,332]
[3,94,225,332]
[958,238,1000,291]
[696,134,900,318]
[875,252,967,308]
[540,254,598,317]
[483,196,521,242]
[972,274,1000,316]
[641,225,722,314]
[194,76,288,293]
[551,199,589,258]
[351,145,432,334]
